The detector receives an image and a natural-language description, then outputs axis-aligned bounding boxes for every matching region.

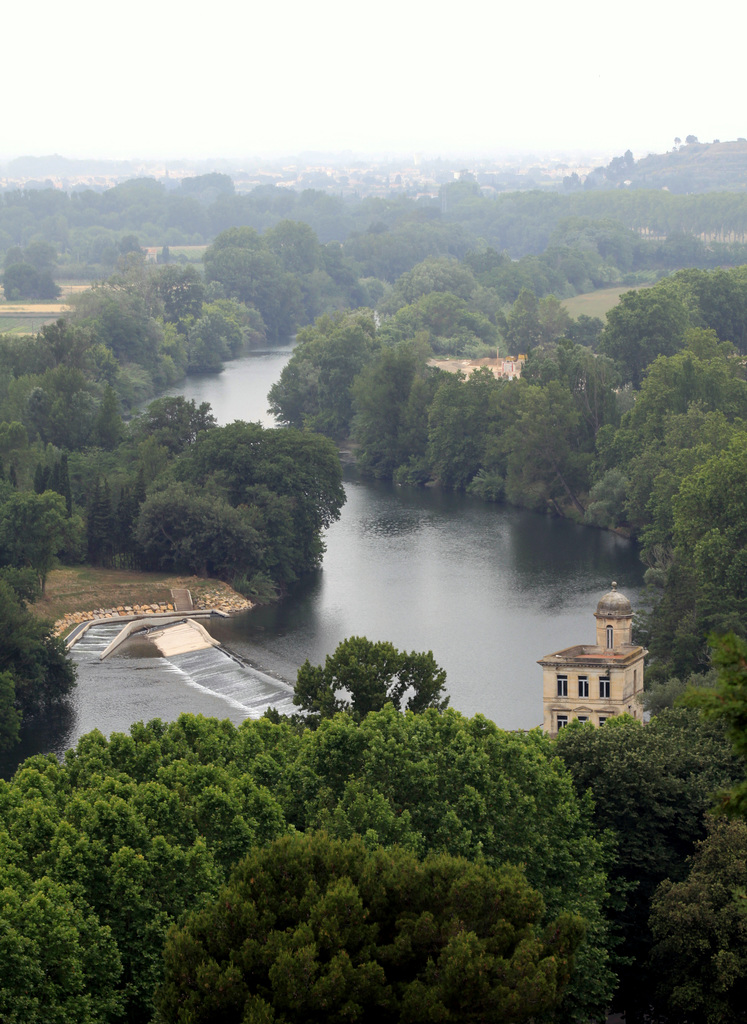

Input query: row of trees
[6,173,747,268]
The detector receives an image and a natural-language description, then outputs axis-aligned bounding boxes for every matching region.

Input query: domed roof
[595,582,632,618]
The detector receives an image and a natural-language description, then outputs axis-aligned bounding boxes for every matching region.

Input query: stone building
[538,583,646,735]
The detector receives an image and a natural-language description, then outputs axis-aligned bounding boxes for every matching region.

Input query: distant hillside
[581,140,747,194]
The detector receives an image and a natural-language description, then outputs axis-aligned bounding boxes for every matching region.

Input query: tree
[2,261,60,300]
[0,578,76,723]
[264,219,320,274]
[352,338,436,480]
[0,707,612,1022]
[0,489,71,591]
[135,482,261,579]
[427,368,503,490]
[155,264,205,324]
[649,817,747,1024]
[687,632,747,818]
[555,709,742,1017]
[0,669,21,751]
[203,242,303,340]
[523,339,620,440]
[269,310,379,437]
[293,636,449,721]
[537,294,572,345]
[665,432,747,647]
[599,287,690,388]
[133,396,216,455]
[86,477,116,566]
[23,239,57,272]
[501,381,588,515]
[93,383,123,449]
[506,288,541,351]
[0,715,287,1023]
[566,314,604,349]
[0,867,122,1023]
[621,332,747,445]
[72,286,161,367]
[384,291,497,357]
[155,832,584,1024]
[380,255,477,314]
[0,565,42,606]
[180,422,345,580]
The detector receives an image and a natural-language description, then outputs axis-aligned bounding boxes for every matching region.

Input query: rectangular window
[557,715,568,730]
[557,675,568,697]
[577,716,589,723]
[598,717,608,726]
[606,625,614,648]
[599,677,610,699]
[578,676,589,698]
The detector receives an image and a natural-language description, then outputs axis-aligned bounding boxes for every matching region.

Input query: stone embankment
[191,588,253,615]
[54,587,253,637]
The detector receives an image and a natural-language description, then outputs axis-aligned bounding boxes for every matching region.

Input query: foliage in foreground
[0,708,612,1023]
[157,832,584,1024]
[649,816,747,1024]
[555,709,743,1018]
[686,632,747,818]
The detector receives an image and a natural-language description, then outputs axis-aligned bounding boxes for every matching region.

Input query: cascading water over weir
[66,600,296,720]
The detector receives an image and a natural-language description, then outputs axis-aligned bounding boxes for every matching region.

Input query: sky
[4,0,744,163]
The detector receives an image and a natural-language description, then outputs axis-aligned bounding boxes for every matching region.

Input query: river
[6,344,645,769]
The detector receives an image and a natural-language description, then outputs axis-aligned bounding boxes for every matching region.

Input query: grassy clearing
[166,245,208,264]
[29,566,237,623]
[54,282,92,300]
[562,285,651,320]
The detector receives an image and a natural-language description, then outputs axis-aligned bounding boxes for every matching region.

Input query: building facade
[538,583,646,735]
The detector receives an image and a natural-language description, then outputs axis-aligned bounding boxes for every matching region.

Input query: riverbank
[30,566,253,636]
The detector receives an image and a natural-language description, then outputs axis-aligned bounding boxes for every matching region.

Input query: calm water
[162,342,296,427]
[207,476,643,729]
[6,346,644,771]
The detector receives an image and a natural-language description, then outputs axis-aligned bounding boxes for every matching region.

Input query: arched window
[606,625,614,649]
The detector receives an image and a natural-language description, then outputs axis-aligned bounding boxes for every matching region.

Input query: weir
[68,620,297,721]
[98,616,222,660]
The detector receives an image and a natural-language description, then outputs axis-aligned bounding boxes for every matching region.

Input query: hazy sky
[4,0,743,162]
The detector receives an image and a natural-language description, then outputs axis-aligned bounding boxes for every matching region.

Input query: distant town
[0,151,613,198]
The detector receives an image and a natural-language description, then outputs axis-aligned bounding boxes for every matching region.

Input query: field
[55,281,93,300]
[166,245,208,262]
[0,281,91,334]
[0,309,69,334]
[561,285,649,320]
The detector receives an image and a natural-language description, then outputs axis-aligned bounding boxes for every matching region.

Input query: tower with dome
[538,583,647,735]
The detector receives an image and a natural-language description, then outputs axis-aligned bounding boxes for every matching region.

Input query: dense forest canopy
[0,696,744,1023]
